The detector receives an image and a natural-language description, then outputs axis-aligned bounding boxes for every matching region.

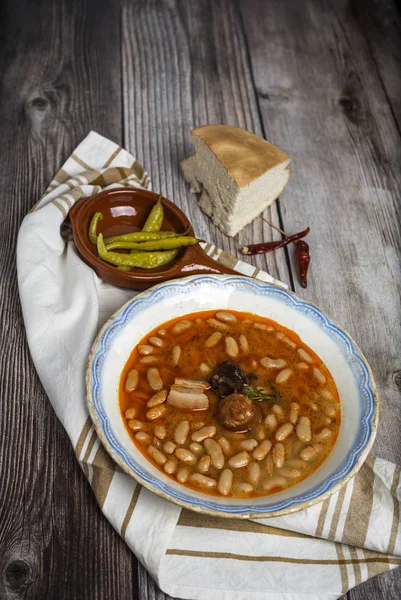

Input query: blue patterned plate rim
[86,275,379,518]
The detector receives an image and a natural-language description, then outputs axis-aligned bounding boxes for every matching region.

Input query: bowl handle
[177,245,239,277]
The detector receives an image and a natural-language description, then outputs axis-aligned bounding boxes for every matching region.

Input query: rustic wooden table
[1,0,400,598]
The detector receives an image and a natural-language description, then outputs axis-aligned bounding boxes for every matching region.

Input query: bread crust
[190,125,290,188]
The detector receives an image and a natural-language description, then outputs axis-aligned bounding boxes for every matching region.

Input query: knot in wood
[4,559,32,593]
[30,96,50,110]
[393,370,401,391]
[338,94,361,125]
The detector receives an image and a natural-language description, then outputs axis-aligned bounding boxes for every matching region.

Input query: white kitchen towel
[17,131,401,600]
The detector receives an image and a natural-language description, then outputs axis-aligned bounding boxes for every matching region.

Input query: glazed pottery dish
[70,188,236,290]
[86,275,378,518]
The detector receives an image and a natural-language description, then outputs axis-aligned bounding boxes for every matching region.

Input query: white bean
[239,334,249,353]
[189,473,216,490]
[240,439,258,451]
[125,369,139,392]
[163,441,177,454]
[128,419,144,431]
[314,428,332,441]
[135,431,151,444]
[238,483,253,493]
[283,336,296,348]
[199,363,212,376]
[189,442,203,455]
[321,389,333,400]
[153,425,166,439]
[323,404,337,418]
[215,311,237,323]
[138,344,154,356]
[225,336,239,358]
[207,318,229,331]
[152,437,162,448]
[217,437,232,456]
[260,357,287,369]
[313,367,326,384]
[164,459,178,474]
[285,458,307,469]
[149,336,163,347]
[147,368,163,391]
[174,420,190,445]
[204,438,225,469]
[272,443,285,468]
[252,439,272,460]
[300,446,318,461]
[172,346,181,366]
[228,451,250,469]
[171,320,192,335]
[192,421,206,431]
[275,423,294,441]
[276,368,293,384]
[296,416,312,442]
[254,322,273,331]
[218,469,233,496]
[175,448,196,464]
[141,356,159,365]
[278,468,301,479]
[297,348,313,363]
[248,462,261,486]
[272,404,285,419]
[125,408,136,419]
[147,390,167,408]
[265,454,274,476]
[255,425,266,441]
[177,467,190,483]
[197,455,211,473]
[147,445,167,465]
[263,476,287,492]
[205,331,222,348]
[146,404,166,420]
[265,413,278,430]
[157,328,167,337]
[276,332,285,340]
[192,425,217,442]
[297,362,309,370]
[289,402,300,425]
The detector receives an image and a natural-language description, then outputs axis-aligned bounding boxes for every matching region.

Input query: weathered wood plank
[240,0,401,598]
[0,0,134,599]
[122,0,291,289]
[343,0,401,131]
[240,0,401,455]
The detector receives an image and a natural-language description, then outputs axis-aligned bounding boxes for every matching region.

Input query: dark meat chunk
[209,361,248,398]
[218,393,261,432]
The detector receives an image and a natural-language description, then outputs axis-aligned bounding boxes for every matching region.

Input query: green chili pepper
[88,212,103,245]
[97,234,178,269]
[104,231,179,245]
[142,194,164,232]
[105,236,202,252]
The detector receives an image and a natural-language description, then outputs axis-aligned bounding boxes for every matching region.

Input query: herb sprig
[243,383,283,403]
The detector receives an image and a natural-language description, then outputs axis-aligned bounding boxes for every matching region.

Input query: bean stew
[119,310,341,498]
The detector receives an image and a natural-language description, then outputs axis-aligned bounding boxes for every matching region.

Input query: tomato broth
[119,310,341,498]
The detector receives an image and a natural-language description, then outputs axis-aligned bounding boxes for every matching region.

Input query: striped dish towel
[17,132,400,600]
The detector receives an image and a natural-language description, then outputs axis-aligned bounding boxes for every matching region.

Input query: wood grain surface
[0,0,400,599]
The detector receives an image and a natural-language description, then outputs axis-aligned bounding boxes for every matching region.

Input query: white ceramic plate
[87,275,378,518]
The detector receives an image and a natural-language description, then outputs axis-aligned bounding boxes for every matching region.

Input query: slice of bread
[181,125,290,237]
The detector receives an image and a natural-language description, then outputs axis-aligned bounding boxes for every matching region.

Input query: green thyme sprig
[243,383,283,402]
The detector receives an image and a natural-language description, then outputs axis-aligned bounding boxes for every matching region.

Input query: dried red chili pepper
[240,227,310,256]
[297,240,310,288]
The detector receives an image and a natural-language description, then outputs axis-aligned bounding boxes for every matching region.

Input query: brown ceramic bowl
[70,188,236,289]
